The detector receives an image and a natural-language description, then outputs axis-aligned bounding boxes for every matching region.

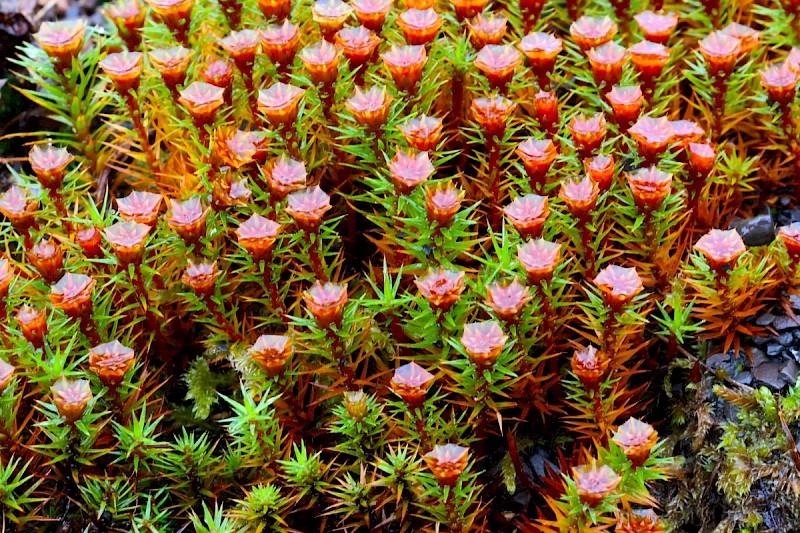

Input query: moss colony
[3,0,800,531]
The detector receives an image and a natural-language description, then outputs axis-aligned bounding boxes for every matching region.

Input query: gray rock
[767,343,784,357]
[773,315,800,331]
[751,347,767,366]
[791,295,800,311]
[707,352,731,369]
[735,370,753,385]
[729,213,775,247]
[794,329,800,341]
[753,362,787,390]
[753,335,770,346]
[756,313,776,326]
[782,360,800,384]
[778,332,795,347]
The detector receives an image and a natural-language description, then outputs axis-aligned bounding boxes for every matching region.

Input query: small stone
[778,332,795,347]
[707,352,731,369]
[781,360,800,384]
[753,335,770,346]
[794,329,800,341]
[753,362,787,390]
[767,343,784,357]
[790,207,800,222]
[729,213,775,247]
[734,370,752,385]
[773,316,800,331]
[756,313,776,326]
[790,295,800,311]
[751,347,767,366]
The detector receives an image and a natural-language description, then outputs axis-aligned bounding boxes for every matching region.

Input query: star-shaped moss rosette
[389,150,434,194]
[518,32,562,83]
[390,362,435,407]
[75,226,103,259]
[628,116,676,161]
[35,19,85,66]
[261,21,300,66]
[670,120,705,148]
[105,0,146,49]
[586,41,628,86]
[504,194,549,238]
[516,138,558,189]
[559,175,600,218]
[449,0,486,20]
[202,59,234,92]
[51,378,93,424]
[626,166,673,210]
[612,417,659,467]
[16,305,47,348]
[264,156,307,199]
[89,341,135,387]
[593,265,644,309]
[104,221,151,264]
[474,44,522,88]
[149,46,192,91]
[584,154,615,191]
[760,62,800,105]
[518,238,562,284]
[424,444,469,486]
[220,29,261,67]
[380,45,427,92]
[249,335,293,376]
[311,0,353,37]
[485,278,532,322]
[345,86,392,130]
[779,222,800,257]
[299,40,342,85]
[29,145,73,190]
[615,509,664,533]
[257,83,305,127]
[0,185,38,230]
[415,268,465,312]
[470,95,516,138]
[572,461,622,507]
[335,26,381,69]
[179,82,225,127]
[235,214,282,261]
[50,273,96,318]
[352,0,392,31]
[698,31,742,75]
[399,115,442,151]
[568,113,607,156]
[461,320,508,366]
[27,239,64,283]
[286,186,332,232]
[397,9,443,46]
[425,183,464,226]
[569,15,617,50]
[258,0,292,20]
[694,229,747,271]
[99,51,143,93]
[628,40,671,80]
[166,196,209,244]
[571,345,610,390]
[181,260,221,296]
[720,22,759,54]
[117,191,163,226]
[606,85,643,127]
[633,10,678,44]
[304,281,348,328]
[468,14,507,48]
